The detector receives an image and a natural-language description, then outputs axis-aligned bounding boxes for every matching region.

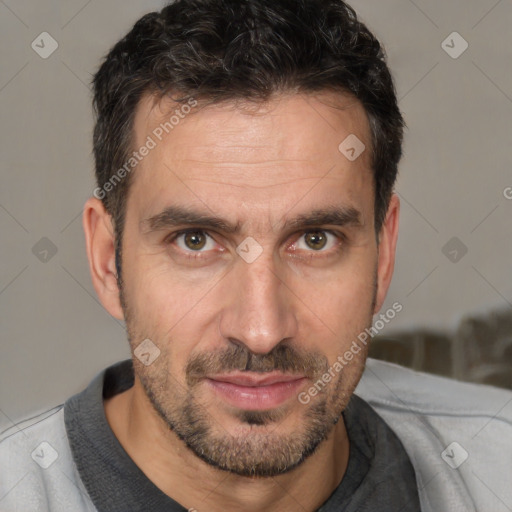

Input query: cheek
[291,257,376,362]
[124,257,218,366]
[122,221,376,364]
[298,254,376,319]
[125,249,193,319]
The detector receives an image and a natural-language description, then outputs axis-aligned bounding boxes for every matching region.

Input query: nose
[218,249,298,355]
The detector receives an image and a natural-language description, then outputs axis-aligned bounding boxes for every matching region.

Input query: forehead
[127,90,374,224]
[135,91,370,159]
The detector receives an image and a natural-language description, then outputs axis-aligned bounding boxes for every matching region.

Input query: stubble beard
[118,266,375,477]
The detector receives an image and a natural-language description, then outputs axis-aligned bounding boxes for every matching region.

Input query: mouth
[205,372,307,410]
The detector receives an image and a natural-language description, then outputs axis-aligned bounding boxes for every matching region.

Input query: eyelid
[165,229,219,248]
[165,228,346,257]
[288,229,345,255]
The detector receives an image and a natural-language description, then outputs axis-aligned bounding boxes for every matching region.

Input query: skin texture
[83,91,400,512]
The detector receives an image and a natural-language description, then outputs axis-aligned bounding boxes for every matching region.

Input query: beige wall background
[1,0,511,427]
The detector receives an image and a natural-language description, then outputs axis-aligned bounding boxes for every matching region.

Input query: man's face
[118,92,380,477]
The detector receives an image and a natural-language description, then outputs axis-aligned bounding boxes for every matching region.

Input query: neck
[105,379,350,512]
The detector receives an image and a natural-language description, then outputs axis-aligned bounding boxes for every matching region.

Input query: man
[1,0,511,511]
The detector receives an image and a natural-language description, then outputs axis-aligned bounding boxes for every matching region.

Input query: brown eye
[304,231,328,250]
[168,229,217,256]
[183,231,207,250]
[290,230,343,259]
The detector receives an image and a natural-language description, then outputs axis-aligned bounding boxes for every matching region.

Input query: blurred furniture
[369,307,512,390]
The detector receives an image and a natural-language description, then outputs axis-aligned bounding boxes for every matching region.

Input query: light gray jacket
[1,358,511,511]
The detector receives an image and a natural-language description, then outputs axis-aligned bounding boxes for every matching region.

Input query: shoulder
[358,357,512,420]
[0,405,96,511]
[356,358,512,512]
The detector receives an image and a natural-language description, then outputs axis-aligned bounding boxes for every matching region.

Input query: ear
[373,193,400,314]
[82,197,124,320]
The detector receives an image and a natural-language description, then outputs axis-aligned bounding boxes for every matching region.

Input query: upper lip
[207,372,305,387]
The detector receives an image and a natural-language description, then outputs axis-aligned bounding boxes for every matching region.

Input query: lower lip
[205,378,307,410]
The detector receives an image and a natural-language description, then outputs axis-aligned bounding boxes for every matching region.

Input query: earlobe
[82,197,125,320]
[373,194,400,314]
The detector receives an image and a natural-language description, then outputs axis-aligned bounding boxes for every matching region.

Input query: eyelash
[165,229,346,261]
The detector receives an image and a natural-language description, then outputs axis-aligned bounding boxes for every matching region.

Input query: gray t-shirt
[64,359,421,511]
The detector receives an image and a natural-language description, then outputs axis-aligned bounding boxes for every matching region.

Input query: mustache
[186,343,329,387]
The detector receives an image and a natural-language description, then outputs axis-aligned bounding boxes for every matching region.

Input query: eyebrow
[141,204,363,235]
